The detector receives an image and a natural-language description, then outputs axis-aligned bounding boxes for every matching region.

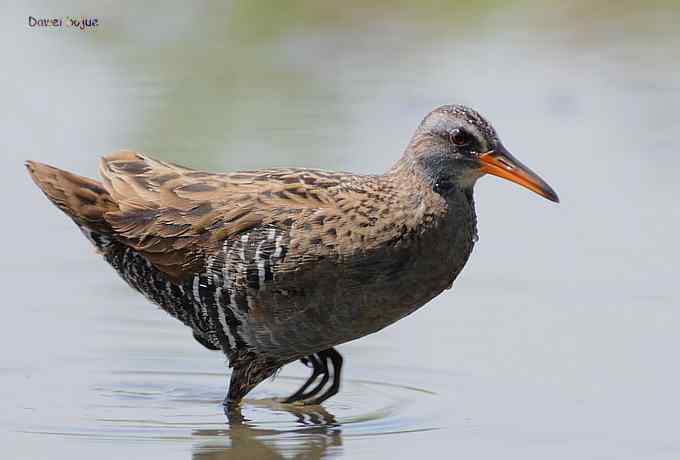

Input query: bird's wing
[99,151,350,279]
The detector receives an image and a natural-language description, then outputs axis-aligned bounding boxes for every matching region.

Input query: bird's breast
[245,195,477,359]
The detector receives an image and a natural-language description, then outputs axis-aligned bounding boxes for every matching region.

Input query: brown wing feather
[30,150,439,291]
[98,151,347,280]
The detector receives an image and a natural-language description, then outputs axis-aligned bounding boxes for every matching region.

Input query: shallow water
[2,1,680,459]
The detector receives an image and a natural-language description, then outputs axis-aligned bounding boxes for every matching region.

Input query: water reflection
[193,404,342,459]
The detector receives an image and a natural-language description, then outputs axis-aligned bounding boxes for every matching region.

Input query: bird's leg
[283,354,323,403]
[305,348,343,405]
[292,348,343,405]
[294,351,331,402]
[224,360,276,411]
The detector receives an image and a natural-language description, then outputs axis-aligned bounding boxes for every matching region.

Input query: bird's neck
[386,152,479,239]
[377,155,479,293]
[384,154,476,230]
[388,152,476,200]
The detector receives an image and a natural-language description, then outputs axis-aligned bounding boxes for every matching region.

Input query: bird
[26,104,558,411]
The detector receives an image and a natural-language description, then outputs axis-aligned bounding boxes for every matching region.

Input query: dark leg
[283,354,323,403]
[284,348,343,405]
[224,359,277,411]
[305,348,343,405]
[295,351,330,402]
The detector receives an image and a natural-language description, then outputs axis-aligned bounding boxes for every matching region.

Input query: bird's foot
[283,348,343,405]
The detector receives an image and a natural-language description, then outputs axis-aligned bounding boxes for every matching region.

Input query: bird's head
[403,105,559,203]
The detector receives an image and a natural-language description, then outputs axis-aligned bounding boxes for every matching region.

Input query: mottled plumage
[27,105,558,410]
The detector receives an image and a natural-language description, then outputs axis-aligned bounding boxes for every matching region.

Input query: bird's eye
[450,129,471,146]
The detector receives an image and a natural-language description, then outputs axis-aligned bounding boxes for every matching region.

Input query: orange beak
[479,144,559,203]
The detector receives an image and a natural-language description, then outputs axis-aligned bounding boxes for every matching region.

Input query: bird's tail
[26,160,118,238]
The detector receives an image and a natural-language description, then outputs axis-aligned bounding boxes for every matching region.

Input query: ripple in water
[19,368,440,455]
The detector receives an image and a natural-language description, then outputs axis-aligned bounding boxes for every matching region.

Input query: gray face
[417,104,499,158]
[407,105,501,188]
[406,104,559,203]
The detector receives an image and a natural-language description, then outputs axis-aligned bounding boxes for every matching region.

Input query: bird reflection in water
[192,401,343,459]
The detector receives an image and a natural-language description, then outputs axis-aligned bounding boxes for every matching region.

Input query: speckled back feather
[96,151,415,280]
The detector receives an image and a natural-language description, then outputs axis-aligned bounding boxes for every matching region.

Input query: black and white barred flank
[100,224,289,356]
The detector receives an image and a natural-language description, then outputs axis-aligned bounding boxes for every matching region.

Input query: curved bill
[479,144,559,203]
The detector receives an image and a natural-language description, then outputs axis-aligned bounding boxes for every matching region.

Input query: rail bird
[26,105,558,411]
